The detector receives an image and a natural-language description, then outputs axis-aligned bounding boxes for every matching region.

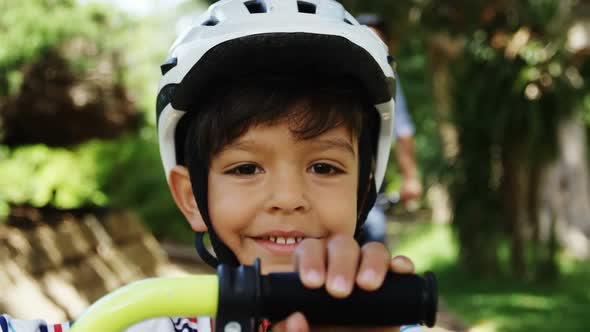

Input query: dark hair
[179,74,378,167]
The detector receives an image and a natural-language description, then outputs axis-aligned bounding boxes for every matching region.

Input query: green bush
[0,135,191,241]
[0,0,195,242]
[0,144,107,214]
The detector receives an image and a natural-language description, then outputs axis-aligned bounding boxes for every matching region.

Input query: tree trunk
[540,116,590,260]
[426,33,464,225]
[530,162,559,280]
[502,143,530,277]
[427,33,463,162]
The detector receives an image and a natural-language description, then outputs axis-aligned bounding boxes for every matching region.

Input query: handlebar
[68,275,218,332]
[70,260,437,332]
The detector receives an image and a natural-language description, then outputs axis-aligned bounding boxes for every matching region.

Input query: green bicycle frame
[69,275,218,332]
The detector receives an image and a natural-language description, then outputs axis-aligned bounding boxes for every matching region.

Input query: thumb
[268,312,309,332]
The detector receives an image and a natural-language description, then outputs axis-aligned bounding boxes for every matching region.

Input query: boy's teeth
[267,236,303,244]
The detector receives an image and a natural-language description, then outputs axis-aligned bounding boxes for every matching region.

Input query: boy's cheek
[321,211,357,236]
[312,192,358,233]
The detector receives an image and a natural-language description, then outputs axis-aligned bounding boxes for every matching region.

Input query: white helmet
[156,0,396,191]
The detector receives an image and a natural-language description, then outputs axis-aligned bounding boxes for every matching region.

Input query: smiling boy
[156,0,422,329]
[170,75,370,273]
[0,1,423,331]
[167,74,418,332]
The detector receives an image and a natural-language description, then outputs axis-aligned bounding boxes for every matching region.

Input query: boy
[1,0,422,331]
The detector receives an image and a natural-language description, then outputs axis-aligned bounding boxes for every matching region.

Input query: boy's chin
[252,258,295,275]
[260,263,295,274]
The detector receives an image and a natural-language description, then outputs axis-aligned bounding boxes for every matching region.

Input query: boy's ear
[168,165,207,232]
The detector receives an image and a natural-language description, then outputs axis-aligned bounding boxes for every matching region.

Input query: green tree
[0,0,138,218]
[337,0,588,278]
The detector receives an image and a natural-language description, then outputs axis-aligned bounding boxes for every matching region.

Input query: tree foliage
[0,0,196,242]
[0,0,115,94]
[0,0,139,146]
[0,0,136,216]
[338,0,589,278]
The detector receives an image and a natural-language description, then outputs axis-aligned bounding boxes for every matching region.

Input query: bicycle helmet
[156,0,397,267]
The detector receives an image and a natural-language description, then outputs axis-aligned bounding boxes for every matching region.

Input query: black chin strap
[194,232,220,268]
[193,184,241,267]
[354,118,378,243]
[187,147,241,268]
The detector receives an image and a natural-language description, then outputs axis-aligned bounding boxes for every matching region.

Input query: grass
[390,221,590,332]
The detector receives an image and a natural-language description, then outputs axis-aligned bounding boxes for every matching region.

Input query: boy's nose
[266,171,310,213]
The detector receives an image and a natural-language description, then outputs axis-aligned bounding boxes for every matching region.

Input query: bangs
[181,74,374,165]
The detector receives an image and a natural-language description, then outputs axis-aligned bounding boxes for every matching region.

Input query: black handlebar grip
[260,271,437,327]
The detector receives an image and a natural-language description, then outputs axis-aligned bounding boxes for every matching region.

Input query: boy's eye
[226,164,263,175]
[309,163,343,175]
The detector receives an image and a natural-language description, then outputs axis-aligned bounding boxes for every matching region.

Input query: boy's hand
[270,235,415,332]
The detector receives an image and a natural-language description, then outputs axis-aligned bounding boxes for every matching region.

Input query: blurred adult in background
[357,13,423,244]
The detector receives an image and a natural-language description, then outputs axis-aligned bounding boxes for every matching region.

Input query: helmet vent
[343,18,354,25]
[202,17,219,26]
[244,0,267,13]
[297,1,316,14]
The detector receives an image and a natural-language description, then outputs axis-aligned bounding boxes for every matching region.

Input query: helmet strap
[194,232,220,267]
[354,120,377,240]
[188,152,241,268]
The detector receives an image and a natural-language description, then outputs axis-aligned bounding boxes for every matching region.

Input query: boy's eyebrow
[311,137,356,157]
[223,138,356,157]
[222,140,261,152]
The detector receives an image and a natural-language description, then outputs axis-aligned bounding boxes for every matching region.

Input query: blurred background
[0,0,589,331]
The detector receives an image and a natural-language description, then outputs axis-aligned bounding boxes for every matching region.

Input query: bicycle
[69,259,437,332]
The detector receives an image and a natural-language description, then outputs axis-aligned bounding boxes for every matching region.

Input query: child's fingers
[356,242,390,291]
[390,255,415,274]
[294,238,326,289]
[269,312,309,332]
[325,234,360,298]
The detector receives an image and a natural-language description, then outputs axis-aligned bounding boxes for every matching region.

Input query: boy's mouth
[251,231,308,254]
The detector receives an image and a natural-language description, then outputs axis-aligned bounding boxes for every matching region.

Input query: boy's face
[206,118,359,273]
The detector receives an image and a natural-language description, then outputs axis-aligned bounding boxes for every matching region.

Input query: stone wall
[0,209,186,323]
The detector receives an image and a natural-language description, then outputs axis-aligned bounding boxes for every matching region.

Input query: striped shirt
[0,315,207,332]
[1,315,423,332]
